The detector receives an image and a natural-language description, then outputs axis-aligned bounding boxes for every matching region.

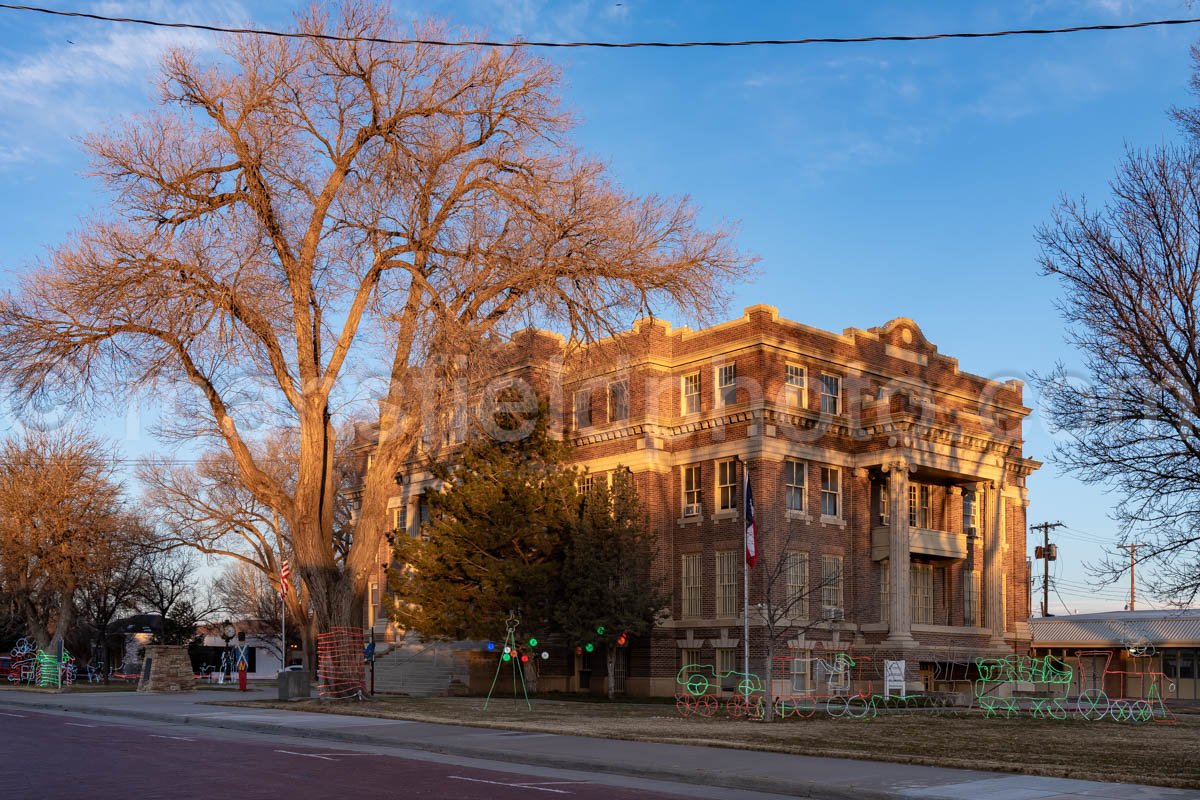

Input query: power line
[1,4,1199,49]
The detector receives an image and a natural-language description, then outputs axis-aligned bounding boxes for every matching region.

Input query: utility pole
[1117,543,1147,610]
[1030,522,1064,617]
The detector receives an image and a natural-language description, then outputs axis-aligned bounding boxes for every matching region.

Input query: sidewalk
[1,687,1196,800]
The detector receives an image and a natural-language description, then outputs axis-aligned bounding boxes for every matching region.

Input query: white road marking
[448,776,571,794]
[518,783,590,787]
[273,750,380,762]
[0,712,26,718]
[149,734,196,742]
[64,722,97,728]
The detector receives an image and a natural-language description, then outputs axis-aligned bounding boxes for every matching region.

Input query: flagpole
[742,463,750,701]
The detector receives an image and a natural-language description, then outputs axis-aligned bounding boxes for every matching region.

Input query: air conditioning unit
[683,504,701,518]
[823,607,845,621]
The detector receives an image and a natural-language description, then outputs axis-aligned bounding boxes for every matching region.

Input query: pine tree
[390,412,577,640]
[556,469,667,699]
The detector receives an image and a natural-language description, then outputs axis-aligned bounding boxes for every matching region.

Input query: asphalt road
[0,709,722,800]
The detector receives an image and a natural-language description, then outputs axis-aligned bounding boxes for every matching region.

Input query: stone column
[983,477,1007,647]
[882,458,915,647]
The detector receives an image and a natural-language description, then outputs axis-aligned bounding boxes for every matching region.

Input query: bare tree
[138,436,321,668]
[75,518,152,677]
[752,536,836,722]
[1036,139,1200,602]
[0,2,749,675]
[136,550,218,645]
[212,560,289,663]
[0,430,129,649]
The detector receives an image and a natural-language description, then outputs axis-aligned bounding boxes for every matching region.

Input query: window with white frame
[717,459,737,511]
[878,478,889,525]
[681,372,701,415]
[681,553,702,618]
[580,473,594,495]
[820,467,840,517]
[963,489,977,534]
[573,388,591,429]
[911,563,935,625]
[716,550,738,616]
[784,459,806,512]
[965,570,981,626]
[366,452,377,472]
[608,380,629,423]
[389,506,406,533]
[786,551,809,612]
[908,483,931,528]
[819,374,841,414]
[791,654,812,693]
[680,648,701,675]
[821,555,843,611]
[784,364,806,407]
[682,465,701,517]
[716,364,737,408]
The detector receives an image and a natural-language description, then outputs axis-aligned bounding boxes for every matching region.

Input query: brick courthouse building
[369,305,1039,697]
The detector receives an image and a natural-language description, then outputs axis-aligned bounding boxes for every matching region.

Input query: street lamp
[220,620,235,683]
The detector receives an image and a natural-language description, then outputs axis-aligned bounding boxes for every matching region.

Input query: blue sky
[0,0,1196,611]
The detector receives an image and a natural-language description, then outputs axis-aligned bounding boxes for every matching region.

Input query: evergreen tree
[556,469,667,699]
[390,412,577,640]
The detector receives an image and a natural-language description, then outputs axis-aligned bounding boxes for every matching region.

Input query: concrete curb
[0,695,898,800]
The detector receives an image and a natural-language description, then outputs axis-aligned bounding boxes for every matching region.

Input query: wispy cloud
[0,0,245,159]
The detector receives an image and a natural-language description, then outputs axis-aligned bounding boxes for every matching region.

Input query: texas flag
[744,467,758,568]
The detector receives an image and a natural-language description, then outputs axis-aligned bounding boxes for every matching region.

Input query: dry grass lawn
[223,695,1200,789]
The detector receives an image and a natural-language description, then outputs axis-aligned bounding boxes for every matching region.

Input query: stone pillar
[983,478,1007,647]
[882,458,915,647]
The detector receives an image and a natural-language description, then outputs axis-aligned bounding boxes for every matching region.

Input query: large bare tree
[0,430,130,649]
[0,2,748,660]
[1037,140,1200,602]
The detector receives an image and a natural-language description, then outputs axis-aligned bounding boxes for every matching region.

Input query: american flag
[280,559,291,601]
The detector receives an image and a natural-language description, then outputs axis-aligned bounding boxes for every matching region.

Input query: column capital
[948,485,963,497]
[852,467,869,480]
[881,457,917,475]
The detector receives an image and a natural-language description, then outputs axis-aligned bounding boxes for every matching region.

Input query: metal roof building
[1030,609,1200,702]
[1030,609,1200,649]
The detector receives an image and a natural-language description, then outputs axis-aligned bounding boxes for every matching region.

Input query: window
[681,372,701,415]
[680,648,701,675]
[791,655,812,693]
[716,364,737,408]
[716,550,738,616]
[819,374,841,414]
[784,460,806,512]
[366,452,377,472]
[821,555,843,611]
[573,389,591,429]
[785,552,808,612]
[716,647,737,677]
[580,473,594,495]
[963,489,977,534]
[880,561,890,624]
[682,554,702,617]
[908,484,931,528]
[911,563,935,625]
[820,467,840,517]
[784,364,806,407]
[417,495,431,527]
[965,570,981,627]
[608,380,629,422]
[682,465,702,517]
[717,459,737,511]
[389,506,405,533]
[878,479,889,525]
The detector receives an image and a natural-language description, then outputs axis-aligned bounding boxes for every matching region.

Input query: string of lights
[0,3,1198,49]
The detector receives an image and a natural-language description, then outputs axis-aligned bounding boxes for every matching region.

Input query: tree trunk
[762,635,776,722]
[606,646,616,701]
